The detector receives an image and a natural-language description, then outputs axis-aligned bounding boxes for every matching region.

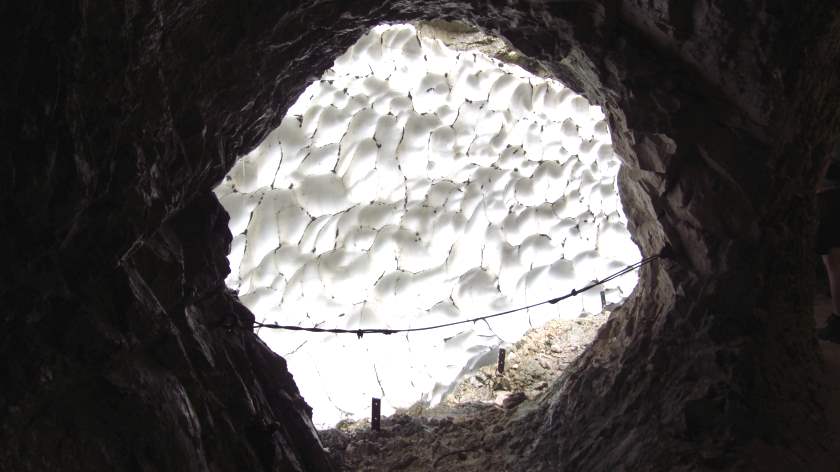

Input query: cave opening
[8,1,840,471]
[214,22,642,428]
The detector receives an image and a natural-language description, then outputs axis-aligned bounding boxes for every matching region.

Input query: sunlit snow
[213,24,640,428]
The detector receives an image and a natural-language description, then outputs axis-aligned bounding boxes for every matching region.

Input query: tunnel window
[213,23,640,428]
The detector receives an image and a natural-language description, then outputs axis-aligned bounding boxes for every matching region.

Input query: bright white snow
[213,24,640,428]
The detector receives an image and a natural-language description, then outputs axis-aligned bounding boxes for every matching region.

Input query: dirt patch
[320,311,609,471]
[445,312,608,405]
[320,404,509,471]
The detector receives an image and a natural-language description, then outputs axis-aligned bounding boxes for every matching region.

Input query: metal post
[371,397,381,431]
[497,348,506,374]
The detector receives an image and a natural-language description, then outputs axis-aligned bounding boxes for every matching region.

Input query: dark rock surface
[2,1,839,471]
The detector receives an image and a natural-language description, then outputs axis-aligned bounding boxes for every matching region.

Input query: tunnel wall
[2,1,840,471]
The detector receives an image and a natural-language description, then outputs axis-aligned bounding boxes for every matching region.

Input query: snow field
[214,24,640,428]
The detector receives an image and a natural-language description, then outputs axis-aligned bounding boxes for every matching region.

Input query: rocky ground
[320,287,840,471]
[319,311,609,471]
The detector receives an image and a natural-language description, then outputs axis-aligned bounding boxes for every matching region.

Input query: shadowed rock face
[2,1,839,471]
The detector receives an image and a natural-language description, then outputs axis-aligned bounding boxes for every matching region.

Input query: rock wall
[2,1,839,471]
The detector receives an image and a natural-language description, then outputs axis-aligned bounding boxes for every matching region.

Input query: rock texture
[3,1,839,471]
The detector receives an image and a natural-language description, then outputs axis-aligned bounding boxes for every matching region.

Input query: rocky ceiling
[2,1,840,471]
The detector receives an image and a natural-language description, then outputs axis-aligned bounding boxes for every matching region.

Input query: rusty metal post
[371,397,381,431]
[497,348,506,374]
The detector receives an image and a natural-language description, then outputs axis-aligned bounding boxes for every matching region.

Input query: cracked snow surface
[213,24,640,428]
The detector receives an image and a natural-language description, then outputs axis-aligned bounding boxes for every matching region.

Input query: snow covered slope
[213,24,639,427]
